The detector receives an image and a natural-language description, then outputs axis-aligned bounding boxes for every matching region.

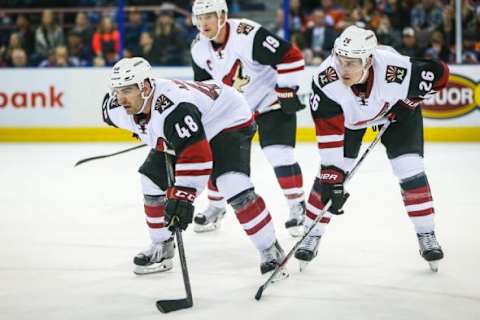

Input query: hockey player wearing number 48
[294,25,448,272]
[102,57,287,276]
[190,0,307,237]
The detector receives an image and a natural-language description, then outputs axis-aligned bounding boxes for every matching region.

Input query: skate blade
[298,261,310,272]
[134,259,173,275]
[428,260,439,272]
[267,267,289,284]
[193,221,221,233]
[287,225,304,238]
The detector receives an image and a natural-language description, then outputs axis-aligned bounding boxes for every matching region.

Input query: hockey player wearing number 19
[103,57,288,277]
[296,26,449,272]
[190,0,307,237]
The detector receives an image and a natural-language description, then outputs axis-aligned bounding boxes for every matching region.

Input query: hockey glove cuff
[165,186,196,231]
[387,99,420,122]
[276,86,305,114]
[319,165,349,215]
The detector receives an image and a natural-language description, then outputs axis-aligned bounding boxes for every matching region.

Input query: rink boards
[0,66,479,142]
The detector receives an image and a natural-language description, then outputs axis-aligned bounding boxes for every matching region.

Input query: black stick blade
[254,285,265,301]
[156,298,193,313]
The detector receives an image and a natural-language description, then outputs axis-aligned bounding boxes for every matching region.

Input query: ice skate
[193,205,226,233]
[417,231,443,272]
[133,237,175,275]
[294,234,321,271]
[260,240,289,281]
[285,201,306,237]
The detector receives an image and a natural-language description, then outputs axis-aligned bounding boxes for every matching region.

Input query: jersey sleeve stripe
[175,161,213,171]
[176,139,213,164]
[277,60,305,70]
[175,168,213,176]
[277,65,305,74]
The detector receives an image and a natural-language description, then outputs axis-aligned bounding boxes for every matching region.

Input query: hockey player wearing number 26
[190,0,307,237]
[295,26,449,272]
[102,57,286,276]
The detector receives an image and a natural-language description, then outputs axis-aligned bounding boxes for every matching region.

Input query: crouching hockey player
[295,26,448,272]
[102,57,286,275]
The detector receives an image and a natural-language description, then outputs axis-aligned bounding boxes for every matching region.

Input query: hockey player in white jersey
[102,57,286,275]
[190,0,306,237]
[294,26,448,272]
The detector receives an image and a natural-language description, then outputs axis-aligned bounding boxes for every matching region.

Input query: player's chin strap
[136,81,156,115]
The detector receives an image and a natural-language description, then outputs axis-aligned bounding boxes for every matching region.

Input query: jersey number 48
[175,115,199,139]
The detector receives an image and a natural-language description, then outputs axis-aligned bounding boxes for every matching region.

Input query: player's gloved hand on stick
[165,186,196,231]
[276,86,305,114]
[387,99,418,122]
[319,165,349,215]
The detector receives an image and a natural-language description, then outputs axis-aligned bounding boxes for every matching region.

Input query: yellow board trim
[0,127,480,142]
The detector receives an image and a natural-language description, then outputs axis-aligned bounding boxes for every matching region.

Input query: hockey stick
[74,143,147,167]
[255,121,391,301]
[156,151,193,313]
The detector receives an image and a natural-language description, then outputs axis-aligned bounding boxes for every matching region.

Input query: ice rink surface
[1,142,479,320]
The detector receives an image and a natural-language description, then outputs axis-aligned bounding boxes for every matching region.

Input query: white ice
[1,142,479,320]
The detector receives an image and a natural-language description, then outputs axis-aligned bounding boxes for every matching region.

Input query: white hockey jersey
[104,78,253,192]
[191,18,304,113]
[310,48,449,169]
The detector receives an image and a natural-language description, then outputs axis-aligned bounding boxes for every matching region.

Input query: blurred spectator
[461,31,479,64]
[137,32,157,63]
[362,0,382,30]
[14,15,35,56]
[34,10,65,61]
[268,8,288,39]
[410,0,443,46]
[4,33,26,66]
[423,30,449,62]
[39,46,77,67]
[183,15,198,45]
[10,48,28,67]
[67,30,90,66]
[396,27,422,58]
[289,0,306,32]
[124,8,148,55]
[303,9,335,64]
[321,0,345,29]
[92,16,120,63]
[93,55,106,67]
[150,10,186,65]
[384,0,410,32]
[375,14,400,48]
[72,12,94,54]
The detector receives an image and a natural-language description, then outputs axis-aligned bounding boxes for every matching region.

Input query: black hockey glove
[319,165,349,215]
[276,87,305,114]
[165,186,196,231]
[387,99,420,123]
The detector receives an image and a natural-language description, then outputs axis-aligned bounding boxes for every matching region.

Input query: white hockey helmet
[192,0,228,26]
[333,25,377,66]
[110,57,154,91]
[109,57,155,114]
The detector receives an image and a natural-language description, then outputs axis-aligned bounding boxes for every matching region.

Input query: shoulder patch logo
[154,94,174,113]
[237,22,254,35]
[318,67,339,87]
[386,65,407,84]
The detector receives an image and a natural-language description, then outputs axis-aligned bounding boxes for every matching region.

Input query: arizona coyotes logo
[385,65,407,84]
[237,22,254,35]
[318,67,338,87]
[222,59,250,92]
